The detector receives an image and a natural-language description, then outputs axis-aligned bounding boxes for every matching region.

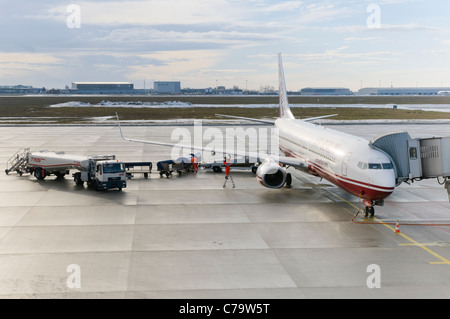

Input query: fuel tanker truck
[6,149,126,191]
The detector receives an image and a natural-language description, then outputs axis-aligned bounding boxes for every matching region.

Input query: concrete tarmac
[0,124,450,299]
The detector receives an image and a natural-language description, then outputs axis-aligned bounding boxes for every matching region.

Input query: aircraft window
[382,163,393,170]
[409,147,417,160]
[369,163,382,170]
[358,162,364,169]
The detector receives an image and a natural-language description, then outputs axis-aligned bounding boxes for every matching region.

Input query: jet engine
[256,161,287,189]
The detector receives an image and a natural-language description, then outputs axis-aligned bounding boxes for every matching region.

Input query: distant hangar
[154,81,181,94]
[358,87,450,96]
[71,82,134,94]
[300,87,353,96]
[299,87,450,96]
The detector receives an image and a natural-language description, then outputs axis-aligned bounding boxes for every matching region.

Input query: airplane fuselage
[276,118,396,202]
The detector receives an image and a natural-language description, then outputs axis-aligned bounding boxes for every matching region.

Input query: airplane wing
[216,113,338,123]
[215,114,275,124]
[302,114,338,122]
[116,113,308,170]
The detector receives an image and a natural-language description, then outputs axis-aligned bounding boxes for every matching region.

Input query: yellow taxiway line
[326,190,450,266]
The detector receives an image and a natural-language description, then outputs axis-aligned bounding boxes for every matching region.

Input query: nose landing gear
[359,195,375,218]
[364,205,375,218]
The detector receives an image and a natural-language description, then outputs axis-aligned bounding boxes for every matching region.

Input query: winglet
[116,113,129,142]
[278,53,295,119]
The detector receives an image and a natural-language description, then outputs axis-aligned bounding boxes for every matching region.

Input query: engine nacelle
[256,161,287,189]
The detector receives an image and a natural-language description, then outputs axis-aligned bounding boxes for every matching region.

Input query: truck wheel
[213,166,222,173]
[34,168,46,180]
[74,173,84,186]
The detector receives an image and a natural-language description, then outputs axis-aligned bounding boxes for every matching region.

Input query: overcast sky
[2,0,450,91]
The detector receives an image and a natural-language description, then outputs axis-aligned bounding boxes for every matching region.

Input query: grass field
[1,95,450,124]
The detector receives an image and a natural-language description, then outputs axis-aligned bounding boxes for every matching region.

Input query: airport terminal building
[300,87,353,95]
[0,85,45,95]
[154,81,181,94]
[358,87,450,95]
[70,82,135,94]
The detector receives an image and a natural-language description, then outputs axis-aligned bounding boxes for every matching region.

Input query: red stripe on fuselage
[279,146,394,201]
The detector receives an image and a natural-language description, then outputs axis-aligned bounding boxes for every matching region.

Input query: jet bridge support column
[446,181,450,202]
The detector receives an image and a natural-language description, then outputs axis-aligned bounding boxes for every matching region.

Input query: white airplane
[117,53,396,217]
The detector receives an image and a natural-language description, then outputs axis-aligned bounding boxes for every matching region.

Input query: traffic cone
[394,220,401,233]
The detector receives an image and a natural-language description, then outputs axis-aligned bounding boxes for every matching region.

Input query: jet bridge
[370,132,450,201]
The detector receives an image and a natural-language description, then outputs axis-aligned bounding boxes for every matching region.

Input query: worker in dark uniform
[223,156,235,188]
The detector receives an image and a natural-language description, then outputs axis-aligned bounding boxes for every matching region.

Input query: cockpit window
[358,162,368,170]
[359,162,393,170]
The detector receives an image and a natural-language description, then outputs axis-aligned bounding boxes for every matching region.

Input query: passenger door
[341,152,352,177]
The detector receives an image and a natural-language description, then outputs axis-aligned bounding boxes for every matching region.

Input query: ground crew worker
[191,154,198,173]
[223,156,235,188]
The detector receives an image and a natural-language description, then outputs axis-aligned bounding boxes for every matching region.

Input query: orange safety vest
[224,160,231,175]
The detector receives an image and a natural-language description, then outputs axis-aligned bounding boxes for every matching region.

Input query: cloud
[0,52,64,85]
[126,50,225,85]
[42,0,250,27]
[299,3,355,24]
[93,27,277,45]
[344,36,384,42]
[1,0,450,90]
[0,52,63,76]
[319,23,450,34]
[285,46,399,63]
[259,1,303,13]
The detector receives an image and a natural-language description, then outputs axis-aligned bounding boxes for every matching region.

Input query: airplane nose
[361,170,396,201]
[372,169,396,190]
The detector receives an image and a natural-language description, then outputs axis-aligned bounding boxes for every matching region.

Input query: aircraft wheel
[364,206,370,218]
[286,173,292,187]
